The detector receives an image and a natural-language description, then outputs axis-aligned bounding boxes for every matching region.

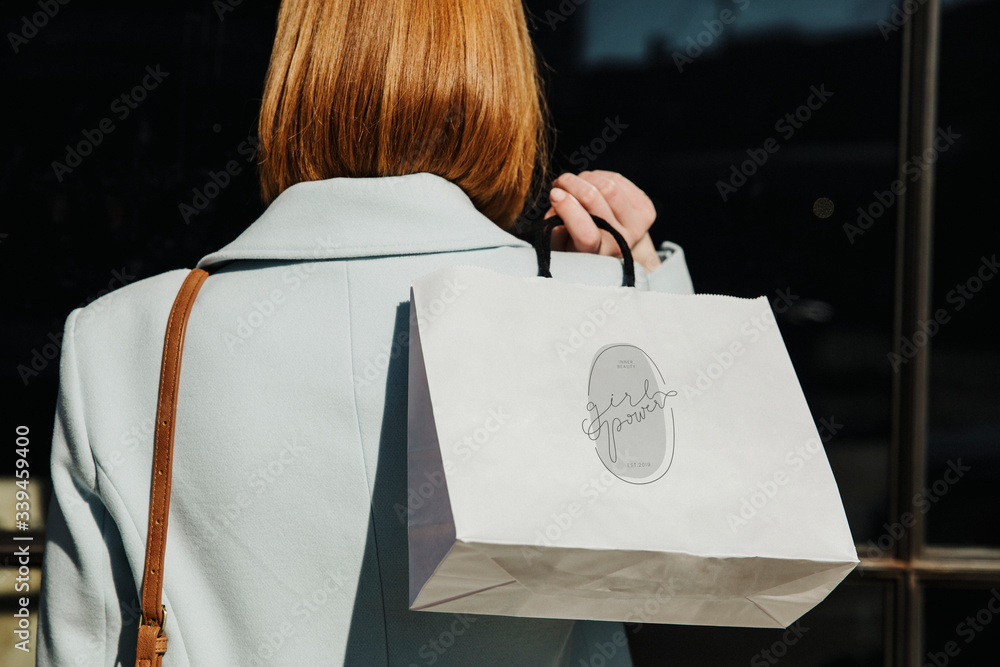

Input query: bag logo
[582,344,676,484]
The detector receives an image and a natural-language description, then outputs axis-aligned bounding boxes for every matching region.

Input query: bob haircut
[258,0,549,229]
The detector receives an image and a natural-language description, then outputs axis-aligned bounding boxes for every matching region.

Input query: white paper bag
[406,265,858,628]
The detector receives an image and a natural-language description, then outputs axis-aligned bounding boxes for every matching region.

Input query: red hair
[257,0,550,229]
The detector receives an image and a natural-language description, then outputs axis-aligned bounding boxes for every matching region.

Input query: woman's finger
[543,171,658,258]
[551,172,629,240]
[589,170,656,220]
[576,171,646,236]
[548,187,619,256]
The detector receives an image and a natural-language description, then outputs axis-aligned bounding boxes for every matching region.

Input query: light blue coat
[39,173,694,666]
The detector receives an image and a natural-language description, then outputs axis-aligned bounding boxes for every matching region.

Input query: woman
[39,1,693,665]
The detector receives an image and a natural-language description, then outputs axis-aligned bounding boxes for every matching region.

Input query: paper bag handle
[533,215,636,287]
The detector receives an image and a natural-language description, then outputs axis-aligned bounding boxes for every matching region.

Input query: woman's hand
[544,170,661,273]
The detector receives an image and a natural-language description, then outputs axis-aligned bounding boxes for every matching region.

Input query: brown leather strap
[136,625,169,667]
[136,268,209,667]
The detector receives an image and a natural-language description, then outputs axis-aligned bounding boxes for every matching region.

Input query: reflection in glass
[925,0,1000,548]
[924,587,1000,666]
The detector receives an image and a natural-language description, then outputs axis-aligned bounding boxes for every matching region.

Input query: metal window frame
[854,2,1000,665]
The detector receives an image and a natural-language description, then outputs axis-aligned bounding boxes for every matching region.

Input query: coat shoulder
[68,268,192,339]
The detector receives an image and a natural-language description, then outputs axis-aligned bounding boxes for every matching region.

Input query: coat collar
[197,173,530,270]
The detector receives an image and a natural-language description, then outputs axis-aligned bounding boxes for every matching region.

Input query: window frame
[855,1,1000,664]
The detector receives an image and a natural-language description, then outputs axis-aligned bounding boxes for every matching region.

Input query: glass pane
[923,586,1000,666]
[925,0,1000,547]
[526,0,903,545]
[628,580,885,666]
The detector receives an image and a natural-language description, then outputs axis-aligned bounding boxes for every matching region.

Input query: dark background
[2,0,997,664]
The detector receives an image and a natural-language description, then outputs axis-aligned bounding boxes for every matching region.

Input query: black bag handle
[533,215,636,287]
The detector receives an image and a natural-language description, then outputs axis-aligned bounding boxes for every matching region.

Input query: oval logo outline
[582,344,676,485]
